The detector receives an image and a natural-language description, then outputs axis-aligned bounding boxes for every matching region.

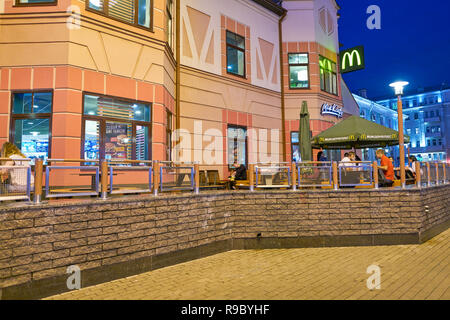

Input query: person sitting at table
[227,163,246,190]
[376,149,394,187]
[340,153,352,167]
[0,142,34,193]
[406,155,419,178]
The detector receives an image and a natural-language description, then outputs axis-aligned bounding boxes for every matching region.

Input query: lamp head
[389,81,409,96]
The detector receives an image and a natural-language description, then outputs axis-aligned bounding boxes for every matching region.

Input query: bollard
[101,160,108,200]
[291,162,297,191]
[373,161,379,190]
[249,164,255,192]
[153,161,159,196]
[415,162,421,189]
[435,162,439,185]
[194,163,199,194]
[34,159,43,204]
[426,162,431,187]
[332,161,338,190]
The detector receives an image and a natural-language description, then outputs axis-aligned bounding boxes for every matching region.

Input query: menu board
[105,122,131,160]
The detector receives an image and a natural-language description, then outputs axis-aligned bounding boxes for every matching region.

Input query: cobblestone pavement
[45,228,450,300]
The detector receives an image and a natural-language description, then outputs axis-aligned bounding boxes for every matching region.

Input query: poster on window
[105,122,131,160]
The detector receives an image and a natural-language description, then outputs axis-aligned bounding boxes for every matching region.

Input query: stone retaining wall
[0,185,449,299]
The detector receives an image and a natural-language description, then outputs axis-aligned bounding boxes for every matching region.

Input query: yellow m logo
[349,135,355,140]
[342,50,362,70]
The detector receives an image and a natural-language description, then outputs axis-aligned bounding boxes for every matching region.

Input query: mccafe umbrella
[311,115,410,149]
[299,101,312,161]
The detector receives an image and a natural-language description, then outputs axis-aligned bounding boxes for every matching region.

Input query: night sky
[338,0,450,100]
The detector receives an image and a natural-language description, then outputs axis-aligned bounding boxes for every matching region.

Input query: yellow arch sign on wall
[340,46,365,74]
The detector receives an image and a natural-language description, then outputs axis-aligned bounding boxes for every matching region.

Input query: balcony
[424,116,441,123]
[425,131,443,138]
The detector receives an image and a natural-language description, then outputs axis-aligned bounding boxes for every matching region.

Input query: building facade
[353,93,399,165]
[0,0,355,178]
[376,86,450,163]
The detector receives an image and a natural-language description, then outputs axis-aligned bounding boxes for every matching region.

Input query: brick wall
[0,185,449,299]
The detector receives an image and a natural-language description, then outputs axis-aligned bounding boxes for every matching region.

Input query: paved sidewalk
[45,228,450,300]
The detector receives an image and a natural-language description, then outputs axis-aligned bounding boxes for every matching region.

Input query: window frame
[288,53,310,90]
[80,92,152,162]
[9,90,54,161]
[319,55,338,96]
[14,0,57,7]
[166,0,174,49]
[227,124,248,168]
[290,131,300,162]
[166,111,173,161]
[85,0,154,32]
[226,30,246,79]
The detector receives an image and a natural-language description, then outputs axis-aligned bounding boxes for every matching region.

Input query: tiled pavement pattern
[45,228,450,300]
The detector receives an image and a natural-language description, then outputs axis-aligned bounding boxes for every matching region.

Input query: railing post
[153,160,159,196]
[373,161,379,190]
[426,162,431,187]
[291,162,297,191]
[435,162,439,185]
[34,159,43,204]
[194,163,199,194]
[415,162,421,189]
[332,161,338,190]
[249,164,255,192]
[101,160,108,200]
[443,163,447,184]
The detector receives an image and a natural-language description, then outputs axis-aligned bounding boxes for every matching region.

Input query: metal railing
[255,165,291,188]
[2,157,450,205]
[159,163,195,193]
[338,161,373,187]
[0,158,32,202]
[297,162,333,188]
[45,159,100,199]
[107,160,153,196]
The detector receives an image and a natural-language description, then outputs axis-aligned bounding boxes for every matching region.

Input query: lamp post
[389,81,409,189]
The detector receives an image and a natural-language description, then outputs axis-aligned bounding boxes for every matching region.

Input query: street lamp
[390,81,409,189]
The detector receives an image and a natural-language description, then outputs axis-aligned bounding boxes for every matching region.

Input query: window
[436,110,440,117]
[427,140,431,147]
[438,139,442,146]
[406,129,411,135]
[319,56,337,95]
[433,139,437,146]
[166,112,172,161]
[431,127,436,133]
[415,128,419,135]
[226,31,245,77]
[10,92,52,162]
[291,132,300,162]
[227,125,247,167]
[430,111,435,117]
[15,0,56,5]
[414,113,418,120]
[82,94,151,161]
[360,110,366,118]
[87,0,152,29]
[424,111,429,118]
[371,113,376,122]
[426,127,430,133]
[288,53,309,89]
[413,99,417,107]
[166,0,173,49]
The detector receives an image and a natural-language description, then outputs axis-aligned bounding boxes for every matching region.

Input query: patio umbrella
[311,115,410,149]
[299,101,312,161]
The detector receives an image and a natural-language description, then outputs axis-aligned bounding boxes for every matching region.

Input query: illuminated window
[15,0,56,5]
[83,94,151,161]
[87,0,152,29]
[291,132,300,162]
[10,92,52,162]
[227,125,247,167]
[226,31,245,77]
[319,56,337,95]
[288,53,309,89]
[166,112,172,161]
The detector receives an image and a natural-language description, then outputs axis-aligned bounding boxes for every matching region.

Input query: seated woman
[0,142,34,193]
[228,163,247,190]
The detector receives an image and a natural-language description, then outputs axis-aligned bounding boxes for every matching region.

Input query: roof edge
[251,0,287,16]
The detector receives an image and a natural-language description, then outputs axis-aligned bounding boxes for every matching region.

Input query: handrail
[0,158,32,161]
[47,159,100,163]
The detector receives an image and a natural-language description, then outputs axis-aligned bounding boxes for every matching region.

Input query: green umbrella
[299,101,312,161]
[311,115,410,149]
